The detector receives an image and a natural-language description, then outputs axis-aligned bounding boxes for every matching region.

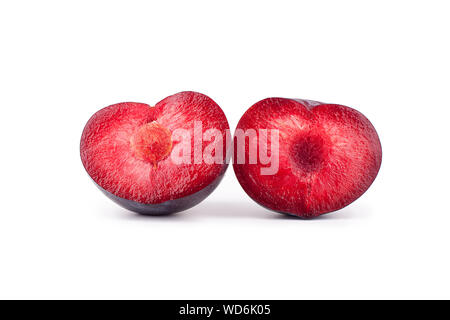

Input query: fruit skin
[94,168,226,215]
[233,98,382,218]
[81,91,230,215]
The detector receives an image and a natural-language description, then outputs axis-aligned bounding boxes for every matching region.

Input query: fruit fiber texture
[81,91,229,215]
[233,98,382,218]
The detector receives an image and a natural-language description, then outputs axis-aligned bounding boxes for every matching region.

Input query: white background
[0,0,449,299]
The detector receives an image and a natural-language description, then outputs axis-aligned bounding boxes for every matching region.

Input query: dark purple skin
[91,166,227,215]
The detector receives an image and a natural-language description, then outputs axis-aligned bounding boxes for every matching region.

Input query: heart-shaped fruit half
[81,91,230,215]
[233,98,382,218]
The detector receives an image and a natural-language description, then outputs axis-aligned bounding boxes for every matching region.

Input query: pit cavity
[130,121,172,166]
[291,134,327,172]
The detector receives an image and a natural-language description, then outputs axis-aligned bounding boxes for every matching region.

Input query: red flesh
[233,98,382,218]
[81,91,229,205]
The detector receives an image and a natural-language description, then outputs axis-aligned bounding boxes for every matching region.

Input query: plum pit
[130,121,172,167]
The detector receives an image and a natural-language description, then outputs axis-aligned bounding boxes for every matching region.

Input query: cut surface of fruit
[80,91,229,214]
[233,98,382,218]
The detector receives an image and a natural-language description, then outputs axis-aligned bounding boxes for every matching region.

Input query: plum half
[81,91,230,215]
[233,98,382,218]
